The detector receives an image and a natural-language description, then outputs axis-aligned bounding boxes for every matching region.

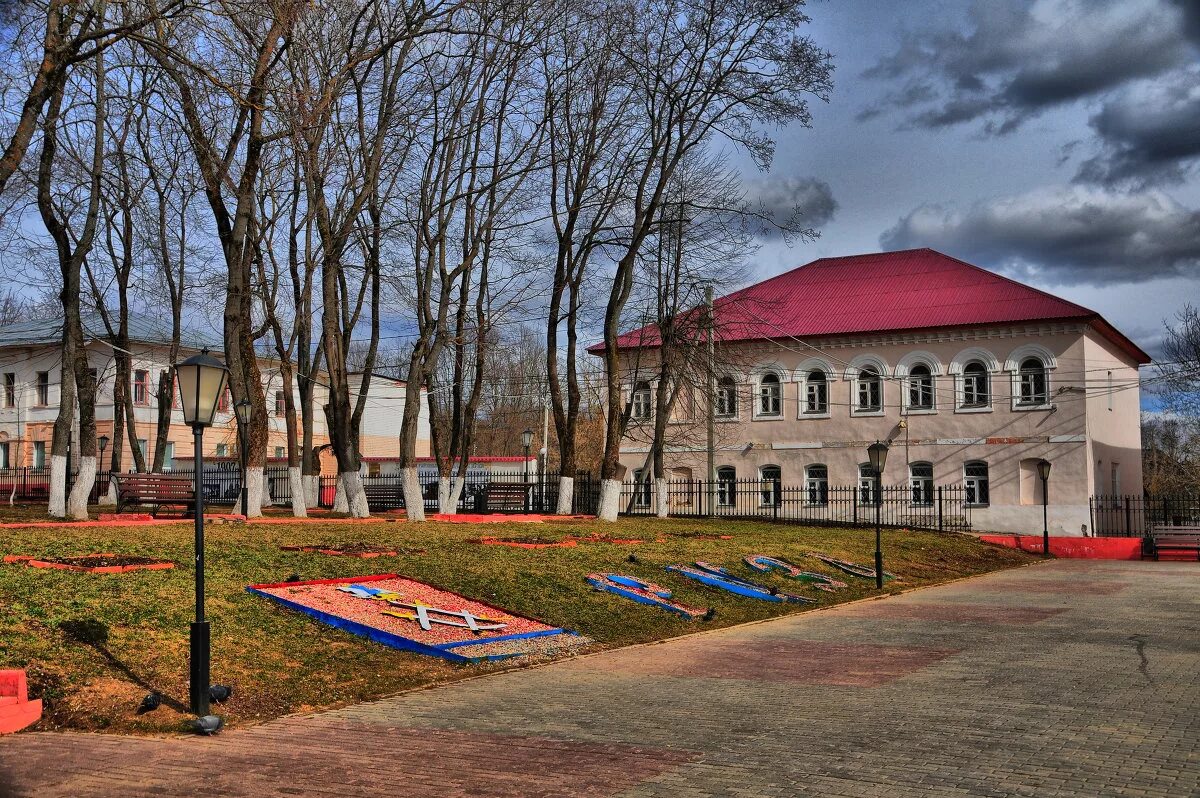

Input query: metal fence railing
[619,478,973,532]
[317,470,597,514]
[1090,494,1200,537]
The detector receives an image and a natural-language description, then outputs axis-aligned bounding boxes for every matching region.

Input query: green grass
[0,516,1032,734]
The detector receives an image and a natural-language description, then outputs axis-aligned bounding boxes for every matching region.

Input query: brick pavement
[1,559,1196,797]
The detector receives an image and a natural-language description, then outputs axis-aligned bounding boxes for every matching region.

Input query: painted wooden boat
[743,555,848,592]
[586,573,707,619]
[670,562,815,604]
[806,552,895,580]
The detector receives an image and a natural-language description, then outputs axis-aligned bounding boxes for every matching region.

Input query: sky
[741,0,1200,360]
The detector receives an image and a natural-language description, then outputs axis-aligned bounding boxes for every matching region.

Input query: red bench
[1150,525,1200,561]
[115,473,195,516]
[0,670,42,734]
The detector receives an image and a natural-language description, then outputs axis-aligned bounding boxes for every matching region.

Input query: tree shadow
[57,619,189,714]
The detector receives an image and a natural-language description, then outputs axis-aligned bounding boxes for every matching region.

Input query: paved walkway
[1,560,1197,797]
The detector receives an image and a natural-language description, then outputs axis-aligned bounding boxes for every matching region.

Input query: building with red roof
[598,249,1148,536]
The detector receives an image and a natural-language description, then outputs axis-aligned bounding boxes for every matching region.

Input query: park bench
[483,482,532,512]
[363,481,403,511]
[0,670,42,734]
[114,473,194,516]
[1148,525,1200,561]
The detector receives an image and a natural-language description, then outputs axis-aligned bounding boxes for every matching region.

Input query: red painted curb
[979,534,1143,560]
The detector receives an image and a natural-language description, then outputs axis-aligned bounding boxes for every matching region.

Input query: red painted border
[248,573,398,590]
[979,535,1143,560]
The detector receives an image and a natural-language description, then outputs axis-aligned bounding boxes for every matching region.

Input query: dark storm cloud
[1074,68,1200,187]
[863,0,1194,133]
[745,176,837,238]
[879,186,1200,285]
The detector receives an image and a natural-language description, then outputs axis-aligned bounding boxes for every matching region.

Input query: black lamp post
[175,348,229,718]
[521,429,533,512]
[1037,458,1052,558]
[867,440,890,590]
[97,435,109,499]
[235,399,251,517]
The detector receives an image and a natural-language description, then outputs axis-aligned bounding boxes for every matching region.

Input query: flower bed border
[3,553,174,574]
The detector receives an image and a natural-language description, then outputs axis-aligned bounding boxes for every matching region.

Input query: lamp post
[867,440,890,590]
[97,435,109,501]
[521,429,533,512]
[1037,459,1052,558]
[175,348,229,718]
[235,399,251,517]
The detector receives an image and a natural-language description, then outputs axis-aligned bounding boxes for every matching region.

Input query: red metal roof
[590,248,1150,364]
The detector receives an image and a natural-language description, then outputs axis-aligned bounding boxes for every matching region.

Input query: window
[133,370,150,405]
[275,446,285,459]
[275,391,286,415]
[368,462,381,477]
[805,464,828,506]
[716,466,736,507]
[163,442,175,469]
[758,373,782,417]
[1110,462,1121,495]
[36,372,49,406]
[910,462,933,506]
[858,464,878,505]
[216,443,228,457]
[137,439,148,460]
[714,377,737,418]
[631,469,651,507]
[33,441,46,468]
[0,442,9,469]
[965,461,990,506]
[907,364,934,410]
[1018,357,1049,406]
[630,382,652,420]
[855,366,882,412]
[804,370,828,414]
[962,361,990,408]
[759,465,781,507]
[3,373,14,407]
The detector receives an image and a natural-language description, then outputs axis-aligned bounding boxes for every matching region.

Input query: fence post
[938,486,944,532]
[1124,496,1132,536]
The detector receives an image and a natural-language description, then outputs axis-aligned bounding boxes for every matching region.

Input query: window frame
[35,371,49,406]
[33,440,46,468]
[802,369,830,417]
[631,468,652,508]
[905,363,936,413]
[755,372,783,418]
[1016,357,1050,408]
[964,461,990,507]
[133,369,150,406]
[3,373,14,407]
[910,462,934,506]
[714,377,738,420]
[805,463,829,506]
[0,441,9,469]
[858,463,879,506]
[629,382,652,421]
[959,361,991,410]
[716,466,737,508]
[758,465,782,507]
[852,366,884,416]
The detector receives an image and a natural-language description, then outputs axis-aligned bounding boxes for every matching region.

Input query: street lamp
[175,348,229,718]
[1037,459,1052,558]
[867,440,890,590]
[235,399,251,517]
[97,435,109,498]
[521,429,533,512]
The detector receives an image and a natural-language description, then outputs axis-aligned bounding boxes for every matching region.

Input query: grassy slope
[0,515,1032,733]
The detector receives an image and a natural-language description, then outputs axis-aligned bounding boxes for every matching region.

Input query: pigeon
[627,554,640,564]
[136,693,161,715]
[702,608,716,621]
[208,684,233,704]
[191,715,225,735]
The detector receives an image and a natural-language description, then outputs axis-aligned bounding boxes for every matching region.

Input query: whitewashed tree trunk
[102,479,117,506]
[437,476,456,515]
[66,456,96,520]
[655,477,669,518]
[341,470,369,518]
[244,466,265,518]
[555,475,575,515]
[288,467,308,518]
[401,466,424,521]
[303,475,320,508]
[332,478,348,513]
[48,455,68,517]
[261,471,274,507]
[597,478,621,522]
[450,475,466,514]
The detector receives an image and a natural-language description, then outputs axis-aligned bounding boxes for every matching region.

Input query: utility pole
[705,284,715,517]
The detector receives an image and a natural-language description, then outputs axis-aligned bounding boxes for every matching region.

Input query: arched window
[758,372,782,417]
[759,465,781,507]
[715,377,737,418]
[964,461,990,506]
[805,464,829,506]
[907,364,934,410]
[716,466,736,508]
[858,463,878,505]
[962,361,990,408]
[1018,357,1049,406]
[804,370,828,414]
[856,366,882,412]
[910,462,933,506]
[630,381,652,419]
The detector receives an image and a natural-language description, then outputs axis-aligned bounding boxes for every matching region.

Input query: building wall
[615,322,1141,535]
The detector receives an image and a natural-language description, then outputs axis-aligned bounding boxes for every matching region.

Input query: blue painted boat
[668,563,815,604]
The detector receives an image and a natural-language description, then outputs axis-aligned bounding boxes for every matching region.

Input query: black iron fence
[0,465,297,507]
[317,470,598,514]
[1090,494,1200,537]
[620,477,972,532]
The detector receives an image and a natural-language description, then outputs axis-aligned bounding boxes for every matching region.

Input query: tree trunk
[401,466,423,521]
[341,471,369,518]
[555,475,575,515]
[288,466,307,518]
[597,478,621,522]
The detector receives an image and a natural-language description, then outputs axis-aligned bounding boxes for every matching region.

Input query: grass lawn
[0,514,1033,734]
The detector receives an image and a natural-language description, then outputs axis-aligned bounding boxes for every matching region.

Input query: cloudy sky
[746,0,1200,358]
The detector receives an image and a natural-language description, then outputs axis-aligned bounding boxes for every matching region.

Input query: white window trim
[952,368,994,412]
[713,377,741,423]
[758,465,782,507]
[846,356,888,418]
[795,368,833,419]
[964,462,990,507]
[628,381,654,422]
[897,357,939,414]
[1005,345,1057,412]
[751,370,784,420]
